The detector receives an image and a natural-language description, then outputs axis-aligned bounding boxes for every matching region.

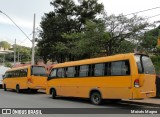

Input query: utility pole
[18,50,19,63]
[31,14,36,65]
[0,10,36,65]
[14,39,16,65]
[3,54,5,65]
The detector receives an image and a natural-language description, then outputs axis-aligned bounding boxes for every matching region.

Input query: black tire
[16,85,21,93]
[51,89,56,99]
[90,92,102,105]
[31,89,38,93]
[3,84,7,91]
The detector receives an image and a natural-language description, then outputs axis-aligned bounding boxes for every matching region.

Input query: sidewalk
[123,98,160,107]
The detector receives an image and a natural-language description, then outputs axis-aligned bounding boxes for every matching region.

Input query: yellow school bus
[3,65,47,93]
[46,53,156,105]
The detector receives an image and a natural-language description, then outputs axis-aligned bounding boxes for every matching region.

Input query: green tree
[5,44,31,63]
[103,14,149,55]
[63,20,108,59]
[4,62,12,68]
[0,41,11,50]
[140,25,160,53]
[16,45,31,62]
[37,0,104,62]
[64,15,148,58]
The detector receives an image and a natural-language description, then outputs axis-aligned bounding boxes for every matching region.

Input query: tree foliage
[37,0,104,62]
[64,14,148,57]
[0,42,31,63]
[140,25,160,53]
[15,45,31,62]
[0,41,11,50]
[103,14,149,55]
[38,0,151,63]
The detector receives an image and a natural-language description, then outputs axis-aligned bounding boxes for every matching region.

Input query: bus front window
[31,66,47,76]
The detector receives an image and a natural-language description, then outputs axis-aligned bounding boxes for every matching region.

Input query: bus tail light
[28,78,32,83]
[134,79,140,88]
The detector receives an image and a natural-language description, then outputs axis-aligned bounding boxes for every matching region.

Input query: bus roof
[6,65,48,72]
[53,53,137,68]
[6,65,31,72]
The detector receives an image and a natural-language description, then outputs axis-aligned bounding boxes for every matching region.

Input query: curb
[121,100,160,107]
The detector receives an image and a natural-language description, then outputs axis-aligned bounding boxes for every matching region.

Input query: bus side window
[110,60,130,76]
[19,70,23,77]
[4,72,8,78]
[8,72,11,78]
[24,69,28,77]
[50,69,57,78]
[66,67,76,78]
[12,71,15,77]
[15,70,19,77]
[94,63,105,76]
[57,68,65,78]
[125,60,130,75]
[79,65,89,77]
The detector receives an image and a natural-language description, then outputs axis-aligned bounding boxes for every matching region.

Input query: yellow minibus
[3,65,47,93]
[46,53,156,104]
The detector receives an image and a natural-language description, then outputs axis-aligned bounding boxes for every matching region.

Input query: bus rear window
[135,55,155,74]
[142,56,155,74]
[31,66,47,76]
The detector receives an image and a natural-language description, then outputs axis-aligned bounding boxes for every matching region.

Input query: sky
[0,0,160,47]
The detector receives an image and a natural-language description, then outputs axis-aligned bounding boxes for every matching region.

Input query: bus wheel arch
[89,89,102,105]
[50,88,57,99]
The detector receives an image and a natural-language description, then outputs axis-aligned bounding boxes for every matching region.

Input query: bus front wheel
[51,89,57,99]
[90,92,102,105]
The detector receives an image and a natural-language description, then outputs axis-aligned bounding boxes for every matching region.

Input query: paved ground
[124,98,160,105]
[1,89,159,108]
[0,89,160,116]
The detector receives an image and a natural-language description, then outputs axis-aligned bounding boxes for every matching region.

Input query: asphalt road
[0,89,159,117]
[0,89,154,108]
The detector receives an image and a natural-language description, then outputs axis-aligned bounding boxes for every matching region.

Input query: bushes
[151,56,160,74]
[151,56,160,97]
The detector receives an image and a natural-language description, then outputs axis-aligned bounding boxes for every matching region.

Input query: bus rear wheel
[3,84,7,91]
[90,92,102,105]
[31,89,38,93]
[51,89,57,99]
[16,85,21,93]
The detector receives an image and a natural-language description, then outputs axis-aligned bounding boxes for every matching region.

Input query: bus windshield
[31,66,47,76]
[135,54,155,74]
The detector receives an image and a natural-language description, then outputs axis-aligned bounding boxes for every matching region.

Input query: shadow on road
[48,96,151,108]
[2,89,46,95]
